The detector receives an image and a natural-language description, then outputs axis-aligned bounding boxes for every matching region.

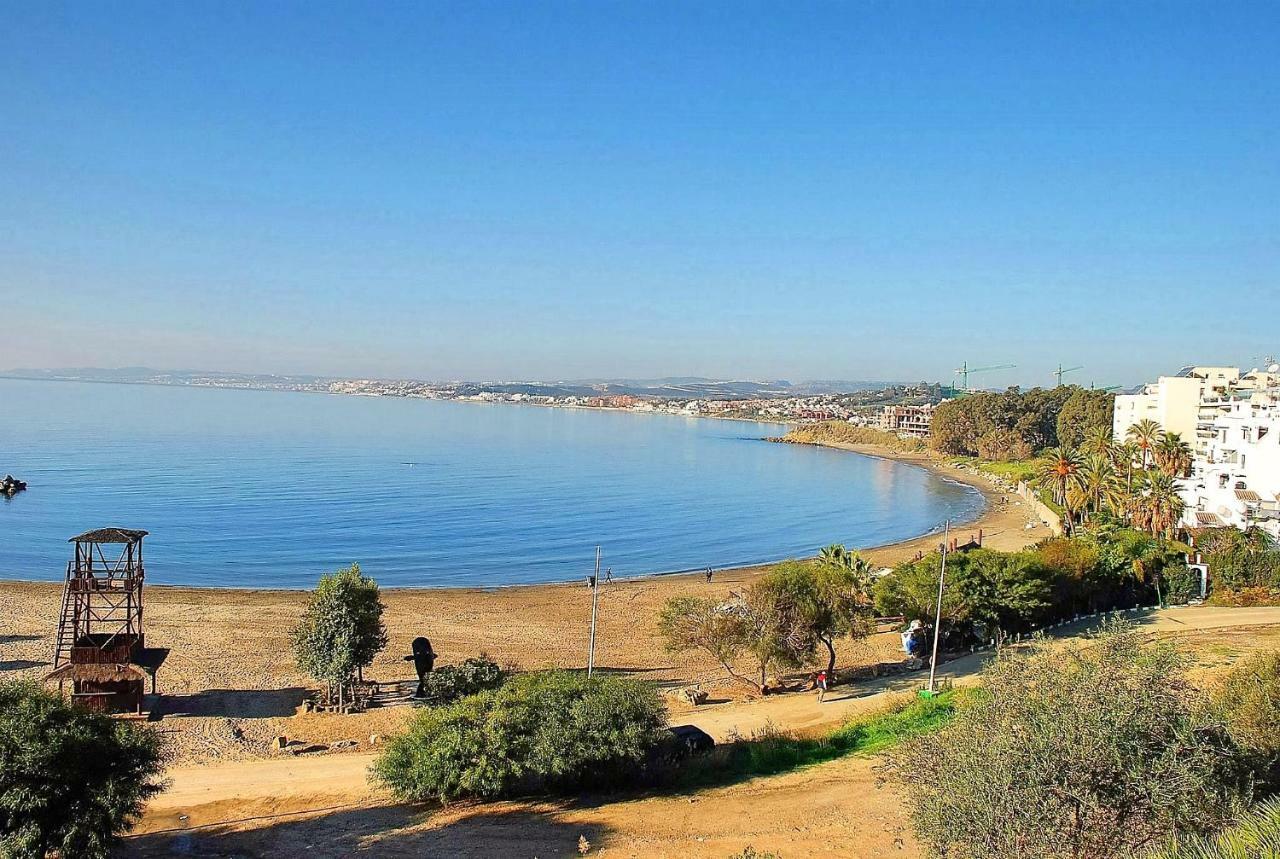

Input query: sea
[0,378,984,588]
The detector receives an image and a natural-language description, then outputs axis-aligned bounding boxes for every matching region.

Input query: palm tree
[1132,471,1186,539]
[1037,447,1084,534]
[1153,431,1193,478]
[1109,438,1142,502]
[1037,447,1083,506]
[1074,453,1119,516]
[1082,425,1114,459]
[1126,419,1164,470]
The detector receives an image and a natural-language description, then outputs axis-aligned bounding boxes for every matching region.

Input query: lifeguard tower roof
[69,528,148,544]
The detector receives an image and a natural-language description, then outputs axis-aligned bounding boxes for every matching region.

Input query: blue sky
[2,2,1277,388]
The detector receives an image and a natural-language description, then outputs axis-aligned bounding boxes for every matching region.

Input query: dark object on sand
[403,636,437,697]
[667,724,715,757]
[1,475,26,496]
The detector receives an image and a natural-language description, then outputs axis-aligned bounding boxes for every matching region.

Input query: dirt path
[127,606,1280,857]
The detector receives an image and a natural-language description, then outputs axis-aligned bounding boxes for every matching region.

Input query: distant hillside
[1,368,904,400]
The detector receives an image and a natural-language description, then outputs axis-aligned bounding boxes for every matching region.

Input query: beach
[0,441,1045,765]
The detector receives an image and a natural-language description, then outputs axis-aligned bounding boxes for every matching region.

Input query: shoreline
[0,437,1040,596]
[0,438,1047,768]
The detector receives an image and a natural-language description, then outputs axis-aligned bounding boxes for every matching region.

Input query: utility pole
[587,545,601,678]
[927,520,951,695]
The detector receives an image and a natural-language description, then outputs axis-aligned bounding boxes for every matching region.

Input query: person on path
[815,669,830,703]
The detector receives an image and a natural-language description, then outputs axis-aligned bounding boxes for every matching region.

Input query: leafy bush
[1215,650,1280,793]
[0,681,165,859]
[890,622,1252,859]
[1196,528,1280,593]
[1206,587,1280,607]
[373,671,667,801]
[418,656,505,703]
[1143,797,1280,858]
[1162,559,1201,604]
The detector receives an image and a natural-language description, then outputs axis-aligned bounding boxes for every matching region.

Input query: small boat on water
[2,474,27,496]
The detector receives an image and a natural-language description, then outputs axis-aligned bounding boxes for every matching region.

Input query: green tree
[291,563,389,707]
[1132,471,1186,539]
[0,681,165,859]
[1127,418,1165,470]
[1071,452,1120,517]
[1154,432,1194,478]
[873,551,968,625]
[1056,389,1115,450]
[751,558,875,675]
[659,595,774,693]
[948,550,1054,649]
[891,623,1251,859]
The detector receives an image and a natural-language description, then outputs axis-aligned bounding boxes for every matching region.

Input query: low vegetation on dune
[1212,649,1280,794]
[1143,797,1280,858]
[780,421,927,453]
[890,623,1263,859]
[416,655,506,704]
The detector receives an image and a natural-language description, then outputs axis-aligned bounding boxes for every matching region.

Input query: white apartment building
[1180,390,1280,539]
[1113,365,1280,455]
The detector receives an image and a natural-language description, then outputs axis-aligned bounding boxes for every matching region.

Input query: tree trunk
[821,635,837,676]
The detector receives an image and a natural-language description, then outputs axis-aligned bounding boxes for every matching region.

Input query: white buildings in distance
[1114,364,1280,538]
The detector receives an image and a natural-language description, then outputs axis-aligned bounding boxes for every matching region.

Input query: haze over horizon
[3,2,1277,390]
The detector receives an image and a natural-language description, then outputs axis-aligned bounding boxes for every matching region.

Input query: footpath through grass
[679,687,975,788]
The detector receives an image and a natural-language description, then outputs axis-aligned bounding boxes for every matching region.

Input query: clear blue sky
[2,2,1277,388]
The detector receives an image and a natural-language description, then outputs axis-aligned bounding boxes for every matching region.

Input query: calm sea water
[0,379,983,588]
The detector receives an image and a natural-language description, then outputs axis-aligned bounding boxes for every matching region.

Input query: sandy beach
[0,441,1046,765]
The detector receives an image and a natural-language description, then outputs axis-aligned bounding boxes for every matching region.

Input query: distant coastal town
[0,366,948,425]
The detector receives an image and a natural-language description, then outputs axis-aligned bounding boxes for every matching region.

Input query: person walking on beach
[815,669,830,703]
[605,567,612,585]
[705,567,713,583]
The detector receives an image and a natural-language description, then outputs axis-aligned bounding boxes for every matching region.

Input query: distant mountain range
[0,367,905,399]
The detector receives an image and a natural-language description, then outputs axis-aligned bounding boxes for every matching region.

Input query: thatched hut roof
[44,662,148,683]
[68,528,148,544]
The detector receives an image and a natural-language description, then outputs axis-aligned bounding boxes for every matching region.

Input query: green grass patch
[679,688,975,788]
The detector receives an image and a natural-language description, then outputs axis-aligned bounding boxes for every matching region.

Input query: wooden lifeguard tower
[44,528,168,713]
